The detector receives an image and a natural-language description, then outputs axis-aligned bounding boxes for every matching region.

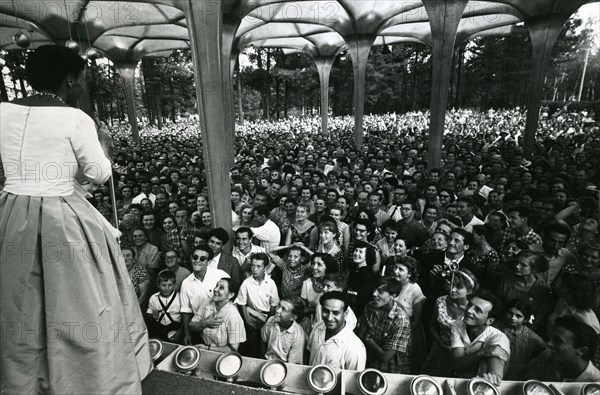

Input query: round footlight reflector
[582,383,600,395]
[148,339,164,361]
[410,375,443,395]
[358,368,388,395]
[260,359,288,389]
[522,380,554,395]
[468,378,499,395]
[307,365,337,393]
[174,346,200,373]
[215,352,243,381]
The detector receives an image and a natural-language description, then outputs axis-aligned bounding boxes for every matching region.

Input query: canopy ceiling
[0,0,596,61]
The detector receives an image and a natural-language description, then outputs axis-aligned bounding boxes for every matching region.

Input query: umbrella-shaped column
[423,0,468,169]
[522,14,570,158]
[346,34,376,150]
[178,0,232,231]
[114,60,140,144]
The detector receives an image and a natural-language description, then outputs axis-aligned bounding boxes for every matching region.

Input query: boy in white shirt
[261,295,307,364]
[146,270,181,341]
[236,253,280,357]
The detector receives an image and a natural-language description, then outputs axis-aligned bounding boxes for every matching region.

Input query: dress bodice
[0,103,111,196]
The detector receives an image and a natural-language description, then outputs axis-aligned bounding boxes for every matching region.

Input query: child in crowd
[261,295,307,364]
[145,270,181,341]
[236,253,280,357]
[267,245,311,298]
[496,299,546,380]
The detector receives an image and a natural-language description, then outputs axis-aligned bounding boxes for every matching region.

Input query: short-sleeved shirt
[135,242,160,269]
[199,301,246,347]
[179,269,230,322]
[251,220,281,250]
[235,275,280,313]
[395,282,426,318]
[147,291,181,325]
[232,245,266,268]
[308,321,366,370]
[301,278,323,310]
[451,322,510,377]
[261,317,306,364]
[358,300,411,374]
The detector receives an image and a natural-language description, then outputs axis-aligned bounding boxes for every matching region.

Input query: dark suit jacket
[218,253,243,287]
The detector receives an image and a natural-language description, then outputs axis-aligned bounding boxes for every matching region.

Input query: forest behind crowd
[1,13,598,126]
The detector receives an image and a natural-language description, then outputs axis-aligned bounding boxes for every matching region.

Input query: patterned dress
[421,296,462,376]
[129,264,151,297]
[466,248,500,288]
[289,222,316,246]
[499,324,546,380]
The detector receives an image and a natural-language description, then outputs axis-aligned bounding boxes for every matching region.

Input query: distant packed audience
[98,107,599,383]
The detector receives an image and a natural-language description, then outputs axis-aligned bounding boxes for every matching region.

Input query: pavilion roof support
[180,0,233,234]
[347,34,375,150]
[314,55,336,136]
[115,60,141,144]
[523,14,571,159]
[221,15,242,170]
[423,0,468,170]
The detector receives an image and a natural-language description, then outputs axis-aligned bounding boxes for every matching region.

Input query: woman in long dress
[0,46,152,394]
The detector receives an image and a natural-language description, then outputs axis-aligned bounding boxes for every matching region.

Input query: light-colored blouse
[0,104,111,195]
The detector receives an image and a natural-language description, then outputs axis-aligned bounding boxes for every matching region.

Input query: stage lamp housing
[215,352,243,381]
[148,339,164,362]
[358,368,388,395]
[582,383,600,395]
[260,359,288,389]
[522,380,554,395]
[307,365,337,394]
[468,378,499,395]
[174,346,201,374]
[410,375,443,395]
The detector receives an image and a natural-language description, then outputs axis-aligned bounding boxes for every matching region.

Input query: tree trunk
[275,77,280,119]
[170,79,176,121]
[456,43,465,107]
[284,79,288,118]
[155,84,163,129]
[449,48,456,107]
[0,73,8,101]
[411,48,418,111]
[266,49,272,120]
[237,74,244,122]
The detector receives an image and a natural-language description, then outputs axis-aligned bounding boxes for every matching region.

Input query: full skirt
[0,191,152,394]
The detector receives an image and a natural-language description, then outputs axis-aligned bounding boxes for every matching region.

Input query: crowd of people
[98,106,600,384]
